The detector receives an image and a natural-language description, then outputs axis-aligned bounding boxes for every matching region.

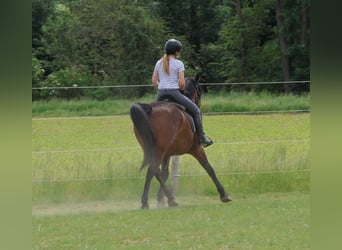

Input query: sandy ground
[32,196,221,216]
[32,200,144,216]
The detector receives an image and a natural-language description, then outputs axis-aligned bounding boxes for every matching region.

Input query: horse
[156,76,202,206]
[129,75,232,209]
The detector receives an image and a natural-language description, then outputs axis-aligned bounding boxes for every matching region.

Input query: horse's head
[184,75,202,107]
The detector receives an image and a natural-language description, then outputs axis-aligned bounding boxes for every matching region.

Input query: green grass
[32,113,310,204]
[32,96,310,249]
[201,92,310,113]
[32,192,310,249]
[32,92,310,117]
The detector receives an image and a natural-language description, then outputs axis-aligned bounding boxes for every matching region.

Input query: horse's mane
[183,75,202,107]
[183,77,196,99]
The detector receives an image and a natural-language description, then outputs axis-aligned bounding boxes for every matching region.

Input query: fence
[32,119,310,183]
[32,81,310,184]
[32,80,310,90]
[32,138,310,183]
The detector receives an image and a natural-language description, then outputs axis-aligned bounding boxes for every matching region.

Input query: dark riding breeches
[156,88,204,135]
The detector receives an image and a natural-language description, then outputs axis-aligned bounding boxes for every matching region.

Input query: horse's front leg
[192,147,232,203]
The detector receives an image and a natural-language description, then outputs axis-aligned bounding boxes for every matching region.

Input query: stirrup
[200,135,214,147]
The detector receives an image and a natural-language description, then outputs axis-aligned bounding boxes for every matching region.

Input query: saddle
[137,97,196,132]
[157,95,196,132]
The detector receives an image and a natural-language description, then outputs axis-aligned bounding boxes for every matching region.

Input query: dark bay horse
[130,76,232,209]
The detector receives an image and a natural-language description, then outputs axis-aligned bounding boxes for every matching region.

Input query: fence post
[170,155,180,195]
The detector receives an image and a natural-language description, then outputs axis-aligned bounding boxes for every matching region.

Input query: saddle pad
[157,100,196,132]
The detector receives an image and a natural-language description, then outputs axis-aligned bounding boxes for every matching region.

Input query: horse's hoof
[141,204,149,209]
[220,194,232,203]
[168,200,178,207]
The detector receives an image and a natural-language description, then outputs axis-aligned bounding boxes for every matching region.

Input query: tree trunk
[300,0,308,47]
[234,0,249,89]
[275,0,291,93]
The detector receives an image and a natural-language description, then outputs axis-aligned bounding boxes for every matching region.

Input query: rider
[152,38,213,147]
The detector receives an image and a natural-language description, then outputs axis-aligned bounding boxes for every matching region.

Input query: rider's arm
[178,71,185,91]
[152,70,159,88]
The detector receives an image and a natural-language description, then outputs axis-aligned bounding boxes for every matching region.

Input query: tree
[209,0,309,93]
[216,0,279,88]
[274,0,310,93]
[32,0,310,99]
[32,0,54,55]
[39,0,167,98]
[275,0,291,93]
[155,0,225,76]
[41,2,78,72]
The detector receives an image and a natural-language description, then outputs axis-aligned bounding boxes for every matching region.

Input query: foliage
[40,2,78,72]
[32,0,54,54]
[68,0,166,93]
[39,66,98,100]
[32,57,44,101]
[217,1,279,85]
[32,0,310,100]
[32,56,45,86]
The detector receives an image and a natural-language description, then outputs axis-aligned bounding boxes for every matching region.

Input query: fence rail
[32,138,310,155]
[32,169,310,183]
[32,82,310,184]
[32,80,310,90]
[32,138,310,183]
[31,109,310,121]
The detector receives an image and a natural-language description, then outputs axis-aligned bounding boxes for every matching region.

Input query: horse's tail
[130,103,156,170]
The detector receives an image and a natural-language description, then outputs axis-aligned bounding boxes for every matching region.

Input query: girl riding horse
[152,38,213,147]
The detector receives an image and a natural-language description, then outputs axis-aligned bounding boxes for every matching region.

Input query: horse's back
[149,102,195,154]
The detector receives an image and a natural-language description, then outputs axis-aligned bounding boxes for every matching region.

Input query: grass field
[32,113,310,204]
[32,192,310,249]
[32,94,310,249]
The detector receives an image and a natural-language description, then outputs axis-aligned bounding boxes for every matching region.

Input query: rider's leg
[162,89,213,147]
[193,112,213,147]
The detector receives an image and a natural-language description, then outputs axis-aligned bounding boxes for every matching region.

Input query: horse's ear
[195,72,203,83]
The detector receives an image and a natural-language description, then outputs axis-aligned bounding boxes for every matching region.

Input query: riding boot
[193,114,214,147]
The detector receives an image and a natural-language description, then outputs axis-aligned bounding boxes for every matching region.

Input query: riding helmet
[164,39,182,55]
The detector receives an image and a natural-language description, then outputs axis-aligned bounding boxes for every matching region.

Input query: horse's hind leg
[157,156,180,207]
[157,158,170,207]
[192,148,232,202]
[141,166,154,209]
[155,167,178,207]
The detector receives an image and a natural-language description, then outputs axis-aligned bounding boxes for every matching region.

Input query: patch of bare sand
[32,196,221,216]
[32,200,141,216]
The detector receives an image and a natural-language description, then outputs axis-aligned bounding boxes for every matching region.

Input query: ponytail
[162,54,170,75]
